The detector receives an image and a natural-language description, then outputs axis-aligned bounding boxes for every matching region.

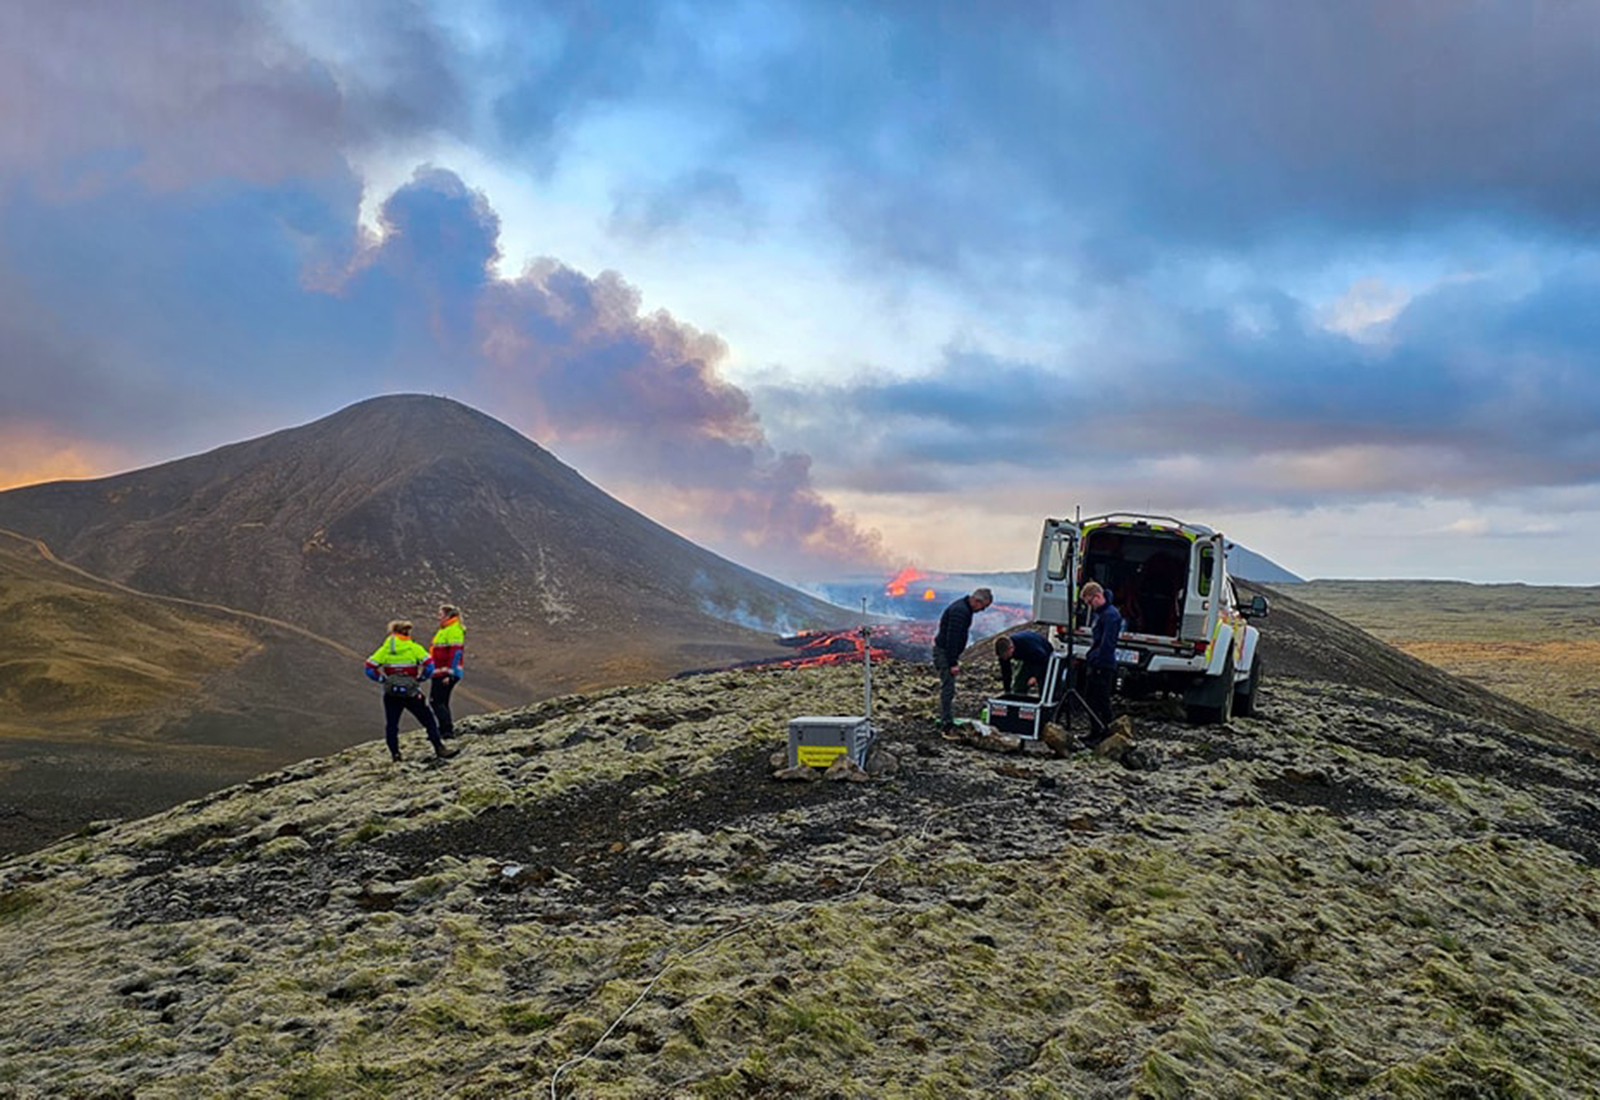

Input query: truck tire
[1184,653,1235,725]
[1234,655,1262,718]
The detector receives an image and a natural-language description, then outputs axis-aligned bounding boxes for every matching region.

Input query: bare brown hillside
[0,396,864,854]
[0,395,848,698]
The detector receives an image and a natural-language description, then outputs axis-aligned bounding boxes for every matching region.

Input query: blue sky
[2,1,1599,584]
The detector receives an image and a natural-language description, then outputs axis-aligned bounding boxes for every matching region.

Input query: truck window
[1198,546,1214,596]
[1046,532,1072,581]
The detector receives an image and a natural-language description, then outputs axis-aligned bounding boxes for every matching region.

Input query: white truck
[1031,513,1269,724]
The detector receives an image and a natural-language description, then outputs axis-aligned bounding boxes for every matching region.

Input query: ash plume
[351,169,887,581]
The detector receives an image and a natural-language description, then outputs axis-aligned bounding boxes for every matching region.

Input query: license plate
[1115,648,1140,665]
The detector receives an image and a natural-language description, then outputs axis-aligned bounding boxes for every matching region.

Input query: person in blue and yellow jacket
[365,620,456,762]
[429,604,466,739]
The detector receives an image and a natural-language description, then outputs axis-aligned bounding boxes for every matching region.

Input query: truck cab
[1032,513,1268,723]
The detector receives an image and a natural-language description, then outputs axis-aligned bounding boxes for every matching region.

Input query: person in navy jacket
[994,630,1052,696]
[932,588,993,734]
[1080,581,1123,745]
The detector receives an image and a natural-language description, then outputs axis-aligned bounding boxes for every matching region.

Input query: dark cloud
[0,0,467,196]
[760,262,1600,510]
[471,1,1600,274]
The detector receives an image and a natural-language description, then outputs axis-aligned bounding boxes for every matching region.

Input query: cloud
[444,2,1600,281]
[334,170,887,578]
[757,256,1600,515]
[3,0,1600,585]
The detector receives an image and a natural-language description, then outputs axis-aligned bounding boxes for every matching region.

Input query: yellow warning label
[797,745,847,767]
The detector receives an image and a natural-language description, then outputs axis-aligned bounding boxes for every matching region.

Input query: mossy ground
[4,649,1600,1097]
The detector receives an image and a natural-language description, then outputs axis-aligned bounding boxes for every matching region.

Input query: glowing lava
[885,566,926,598]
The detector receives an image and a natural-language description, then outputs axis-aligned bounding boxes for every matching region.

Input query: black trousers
[429,675,457,737]
[383,692,442,756]
[1085,665,1117,741]
[932,648,957,726]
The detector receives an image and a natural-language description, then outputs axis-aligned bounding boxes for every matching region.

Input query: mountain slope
[0,396,861,853]
[2,589,1599,1095]
[0,395,848,688]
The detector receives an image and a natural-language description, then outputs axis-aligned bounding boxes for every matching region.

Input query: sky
[2,1,1599,586]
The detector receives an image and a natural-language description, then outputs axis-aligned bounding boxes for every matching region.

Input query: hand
[950,664,961,676]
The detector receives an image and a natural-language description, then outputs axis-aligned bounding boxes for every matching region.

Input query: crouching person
[365,620,457,762]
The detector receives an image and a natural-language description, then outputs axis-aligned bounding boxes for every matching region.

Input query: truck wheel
[1183,654,1235,725]
[1234,655,1262,718]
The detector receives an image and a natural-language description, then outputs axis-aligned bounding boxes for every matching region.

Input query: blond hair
[1079,582,1104,601]
[388,619,414,636]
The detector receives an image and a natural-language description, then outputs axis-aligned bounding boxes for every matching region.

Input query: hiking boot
[389,750,403,762]
[433,743,459,760]
[940,724,963,741]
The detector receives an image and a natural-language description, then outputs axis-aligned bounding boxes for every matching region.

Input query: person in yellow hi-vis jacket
[428,604,466,739]
[365,620,458,762]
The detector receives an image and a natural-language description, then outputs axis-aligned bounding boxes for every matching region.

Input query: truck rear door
[1182,534,1228,640]
[1032,519,1080,627]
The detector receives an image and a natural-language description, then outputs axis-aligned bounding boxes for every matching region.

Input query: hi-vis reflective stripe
[1085,519,1198,542]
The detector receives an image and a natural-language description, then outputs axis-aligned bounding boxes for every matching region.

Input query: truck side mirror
[1241,594,1270,618]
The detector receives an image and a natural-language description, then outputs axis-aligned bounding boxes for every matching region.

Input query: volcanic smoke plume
[355,169,888,582]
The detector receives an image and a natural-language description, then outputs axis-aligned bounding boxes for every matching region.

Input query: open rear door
[1032,519,1079,627]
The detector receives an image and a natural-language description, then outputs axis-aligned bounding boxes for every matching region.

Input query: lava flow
[690,603,1032,675]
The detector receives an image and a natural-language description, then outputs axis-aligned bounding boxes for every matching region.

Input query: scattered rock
[355,880,405,911]
[771,765,821,782]
[824,757,872,783]
[768,749,788,769]
[973,731,1023,754]
[1041,722,1074,758]
[865,748,899,777]
[625,735,656,753]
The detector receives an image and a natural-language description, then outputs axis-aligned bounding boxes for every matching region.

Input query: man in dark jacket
[994,630,1053,696]
[932,588,993,734]
[1080,581,1123,745]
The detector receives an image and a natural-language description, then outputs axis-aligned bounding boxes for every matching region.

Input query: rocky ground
[3,588,1600,1097]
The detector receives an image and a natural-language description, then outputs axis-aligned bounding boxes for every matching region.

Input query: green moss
[768,995,871,1056]
[258,836,311,862]
[350,819,387,843]
[456,785,513,811]
[280,1057,406,1099]
[411,1000,484,1035]
[498,1002,557,1035]
[0,888,42,923]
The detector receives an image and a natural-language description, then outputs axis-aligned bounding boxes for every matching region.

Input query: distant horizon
[6,391,1597,590]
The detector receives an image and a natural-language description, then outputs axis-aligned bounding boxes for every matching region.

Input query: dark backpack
[385,675,423,698]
